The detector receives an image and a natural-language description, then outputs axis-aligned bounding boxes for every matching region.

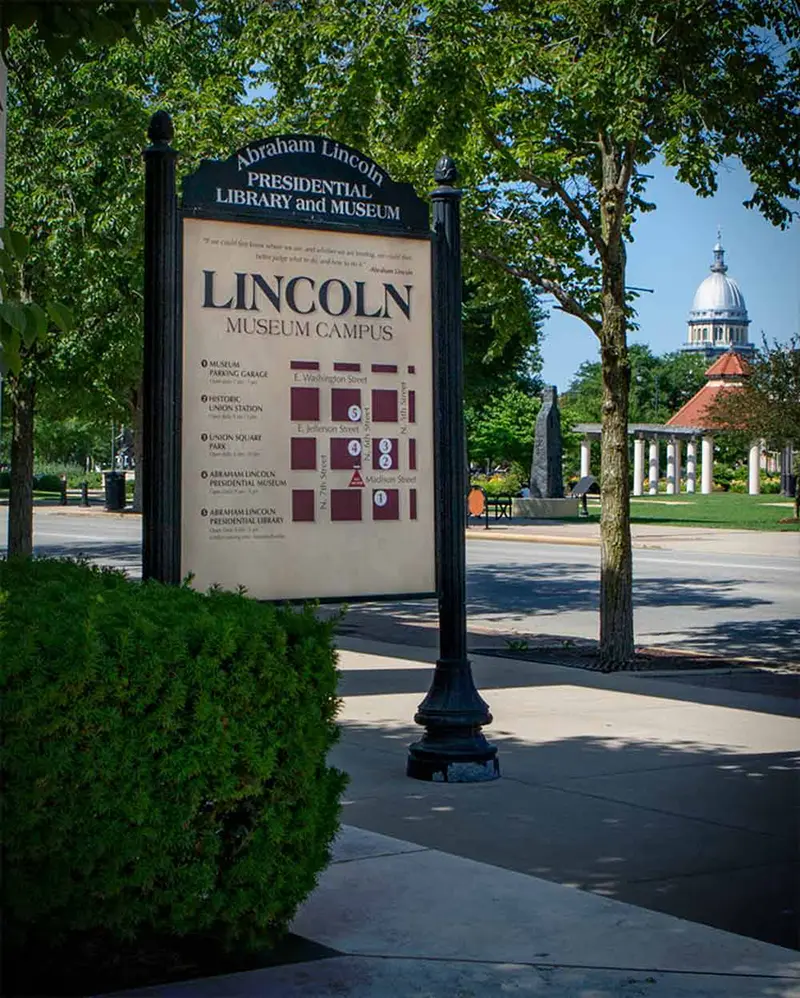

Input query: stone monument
[512,386,577,519]
[530,386,564,498]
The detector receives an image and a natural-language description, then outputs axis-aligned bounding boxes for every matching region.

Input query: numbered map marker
[348,404,362,422]
[378,437,393,454]
[373,489,388,507]
[348,439,362,457]
[378,453,392,470]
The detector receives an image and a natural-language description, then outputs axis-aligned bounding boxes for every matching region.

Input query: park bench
[467,487,515,528]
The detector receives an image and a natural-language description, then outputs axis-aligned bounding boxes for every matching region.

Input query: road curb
[466,529,601,547]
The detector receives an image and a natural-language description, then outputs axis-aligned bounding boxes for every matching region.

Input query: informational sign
[180,217,435,600]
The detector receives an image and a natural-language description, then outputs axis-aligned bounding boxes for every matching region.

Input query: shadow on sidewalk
[332,719,800,952]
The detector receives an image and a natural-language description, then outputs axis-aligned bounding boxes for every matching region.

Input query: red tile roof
[704,350,751,378]
[667,383,743,428]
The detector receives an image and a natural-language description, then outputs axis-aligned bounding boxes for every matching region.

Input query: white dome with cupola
[684,232,753,355]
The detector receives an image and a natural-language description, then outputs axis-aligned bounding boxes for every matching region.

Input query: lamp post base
[407,728,499,782]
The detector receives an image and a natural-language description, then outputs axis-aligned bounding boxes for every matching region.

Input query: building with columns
[572,236,767,496]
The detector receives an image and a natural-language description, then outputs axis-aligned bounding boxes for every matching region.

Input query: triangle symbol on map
[349,468,366,488]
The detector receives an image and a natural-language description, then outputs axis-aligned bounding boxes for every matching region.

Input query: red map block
[372,437,398,470]
[410,488,417,520]
[291,437,317,470]
[331,489,362,521]
[332,387,362,422]
[291,386,320,421]
[372,389,398,422]
[372,488,399,520]
[331,437,362,470]
[292,490,315,522]
[408,438,417,470]
[408,390,416,423]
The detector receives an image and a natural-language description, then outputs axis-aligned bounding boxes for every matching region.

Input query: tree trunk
[597,156,634,670]
[8,373,35,558]
[599,324,634,668]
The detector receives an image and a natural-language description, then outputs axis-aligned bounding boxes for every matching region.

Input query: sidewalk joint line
[339,951,799,980]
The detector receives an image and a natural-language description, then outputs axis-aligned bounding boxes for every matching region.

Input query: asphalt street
[3,509,799,661]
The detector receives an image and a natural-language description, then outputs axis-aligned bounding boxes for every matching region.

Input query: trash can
[104,471,126,511]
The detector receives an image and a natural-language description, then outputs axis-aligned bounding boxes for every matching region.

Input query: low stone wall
[512,497,580,519]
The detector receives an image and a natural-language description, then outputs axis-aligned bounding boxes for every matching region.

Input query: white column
[748,440,761,495]
[701,435,714,494]
[666,439,676,494]
[674,439,682,495]
[648,440,659,495]
[580,436,591,479]
[686,440,697,494]
[633,437,645,496]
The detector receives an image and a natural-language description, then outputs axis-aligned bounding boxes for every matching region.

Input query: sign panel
[183,135,429,234]
[181,217,435,600]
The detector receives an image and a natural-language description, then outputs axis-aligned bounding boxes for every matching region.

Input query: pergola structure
[573,422,719,495]
[574,350,764,496]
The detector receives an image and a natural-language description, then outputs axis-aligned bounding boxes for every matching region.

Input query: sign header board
[182,135,429,235]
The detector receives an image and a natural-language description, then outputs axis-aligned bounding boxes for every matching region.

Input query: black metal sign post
[406,159,499,782]
[142,111,181,583]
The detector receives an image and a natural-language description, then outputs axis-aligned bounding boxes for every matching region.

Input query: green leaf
[26,303,50,340]
[0,324,23,376]
[46,301,74,333]
[0,301,29,335]
[0,248,17,277]
[0,227,30,263]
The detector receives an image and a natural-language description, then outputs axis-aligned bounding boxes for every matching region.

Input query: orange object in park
[467,487,486,516]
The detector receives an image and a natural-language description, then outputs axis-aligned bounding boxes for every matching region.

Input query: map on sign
[181,217,435,601]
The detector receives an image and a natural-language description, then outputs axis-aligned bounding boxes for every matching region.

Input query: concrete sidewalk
[467,517,800,557]
[114,825,800,998]
[329,642,799,952]
[109,641,799,997]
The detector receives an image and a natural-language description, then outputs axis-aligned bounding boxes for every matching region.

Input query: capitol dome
[684,236,752,355]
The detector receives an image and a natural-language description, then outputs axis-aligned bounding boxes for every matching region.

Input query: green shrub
[472,468,526,496]
[0,558,346,963]
[761,473,781,494]
[35,463,103,488]
[0,469,9,489]
[32,472,63,493]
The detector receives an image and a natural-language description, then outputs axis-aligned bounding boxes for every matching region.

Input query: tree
[257,0,800,666]
[4,7,261,554]
[706,338,800,517]
[562,346,707,426]
[466,386,540,472]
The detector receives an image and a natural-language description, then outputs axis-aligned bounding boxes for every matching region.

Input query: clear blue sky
[540,158,799,391]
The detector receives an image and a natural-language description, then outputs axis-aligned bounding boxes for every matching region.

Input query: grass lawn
[616,492,799,531]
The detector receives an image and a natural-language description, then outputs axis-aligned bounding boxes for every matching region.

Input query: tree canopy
[1,1,174,57]
[706,337,800,514]
[561,346,708,425]
[257,0,800,666]
[3,6,262,552]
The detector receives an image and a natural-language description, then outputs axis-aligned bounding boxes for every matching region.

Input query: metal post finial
[148,110,174,146]
[434,155,458,185]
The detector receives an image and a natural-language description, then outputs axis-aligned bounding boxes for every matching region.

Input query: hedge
[0,558,346,975]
